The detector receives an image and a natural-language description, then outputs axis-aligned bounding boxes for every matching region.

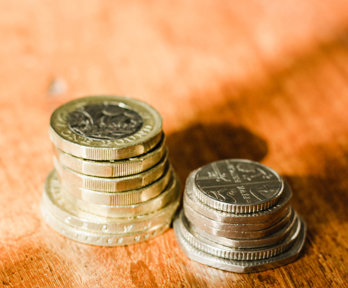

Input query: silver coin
[192,160,284,214]
[190,208,297,248]
[54,134,167,177]
[42,204,171,246]
[174,216,306,273]
[184,200,291,232]
[55,153,168,193]
[61,165,172,206]
[41,170,180,234]
[184,204,292,239]
[185,201,291,232]
[177,210,301,261]
[184,177,292,224]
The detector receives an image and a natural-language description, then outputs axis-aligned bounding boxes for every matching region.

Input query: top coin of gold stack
[42,96,180,246]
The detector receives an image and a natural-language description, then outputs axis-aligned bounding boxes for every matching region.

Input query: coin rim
[184,202,292,232]
[42,203,171,246]
[42,170,180,234]
[62,174,180,217]
[54,134,167,177]
[55,152,169,192]
[184,205,292,239]
[177,210,301,260]
[173,216,306,273]
[190,208,298,248]
[61,166,173,206]
[184,179,293,224]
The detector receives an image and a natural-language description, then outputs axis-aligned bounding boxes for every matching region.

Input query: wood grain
[0,1,348,287]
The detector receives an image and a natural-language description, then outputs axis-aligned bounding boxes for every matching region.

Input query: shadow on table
[283,143,348,256]
[167,122,268,187]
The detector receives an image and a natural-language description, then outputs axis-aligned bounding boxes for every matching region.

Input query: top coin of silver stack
[42,96,180,246]
[174,159,306,273]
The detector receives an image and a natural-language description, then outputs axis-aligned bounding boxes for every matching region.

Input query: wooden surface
[0,1,348,287]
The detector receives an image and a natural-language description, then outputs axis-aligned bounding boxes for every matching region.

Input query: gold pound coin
[54,152,169,192]
[61,165,172,206]
[42,170,180,236]
[42,204,172,246]
[49,96,162,160]
[62,174,180,217]
[53,134,167,177]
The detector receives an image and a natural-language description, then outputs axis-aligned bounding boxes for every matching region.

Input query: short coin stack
[174,159,306,273]
[42,96,180,246]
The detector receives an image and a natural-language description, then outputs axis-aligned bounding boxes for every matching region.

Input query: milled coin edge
[54,134,167,177]
[173,215,306,273]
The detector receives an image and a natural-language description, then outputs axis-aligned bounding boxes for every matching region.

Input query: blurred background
[0,1,347,287]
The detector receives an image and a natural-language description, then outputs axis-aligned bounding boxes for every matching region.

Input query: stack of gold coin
[42,96,180,246]
[174,159,306,273]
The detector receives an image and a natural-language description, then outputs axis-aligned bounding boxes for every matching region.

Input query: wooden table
[0,1,347,287]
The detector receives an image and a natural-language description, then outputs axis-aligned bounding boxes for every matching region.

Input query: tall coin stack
[42,96,180,246]
[174,159,306,273]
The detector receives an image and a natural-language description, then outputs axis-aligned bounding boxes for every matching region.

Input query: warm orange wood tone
[0,1,348,287]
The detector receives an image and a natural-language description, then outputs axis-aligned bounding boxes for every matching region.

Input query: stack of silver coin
[174,159,306,273]
[41,96,180,246]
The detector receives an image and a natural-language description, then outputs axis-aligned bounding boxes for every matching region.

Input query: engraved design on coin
[195,160,282,205]
[68,103,143,140]
[49,96,163,160]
